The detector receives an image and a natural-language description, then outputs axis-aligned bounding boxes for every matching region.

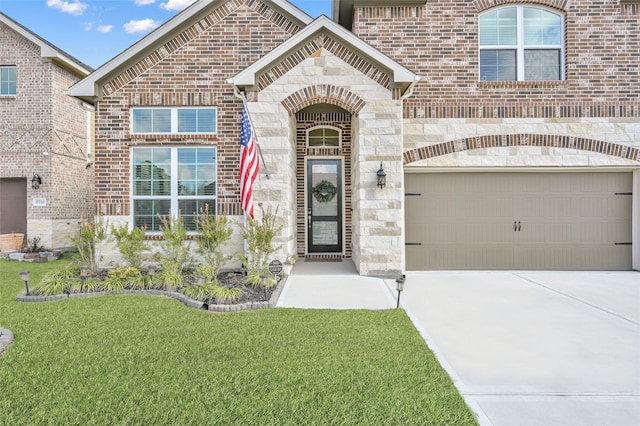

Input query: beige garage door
[405,172,632,270]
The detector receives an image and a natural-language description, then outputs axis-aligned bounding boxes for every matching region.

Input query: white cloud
[160,0,197,12]
[46,0,88,16]
[135,0,156,5]
[124,18,161,34]
[96,25,113,33]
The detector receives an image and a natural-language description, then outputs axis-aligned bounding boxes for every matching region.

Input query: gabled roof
[0,12,93,76]
[229,15,418,92]
[68,0,313,104]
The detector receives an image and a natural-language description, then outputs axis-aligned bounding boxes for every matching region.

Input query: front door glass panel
[307,159,342,253]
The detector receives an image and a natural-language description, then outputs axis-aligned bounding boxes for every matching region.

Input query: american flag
[240,103,259,219]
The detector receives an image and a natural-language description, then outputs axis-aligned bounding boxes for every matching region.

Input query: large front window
[132,147,217,232]
[479,6,564,81]
[0,66,16,95]
[131,107,217,134]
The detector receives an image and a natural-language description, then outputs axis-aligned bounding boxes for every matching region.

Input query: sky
[0,0,332,69]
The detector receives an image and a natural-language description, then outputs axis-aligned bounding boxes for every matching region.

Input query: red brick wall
[352,0,640,118]
[0,21,92,224]
[95,1,301,216]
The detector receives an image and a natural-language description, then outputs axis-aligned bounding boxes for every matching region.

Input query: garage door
[0,178,27,235]
[405,172,632,270]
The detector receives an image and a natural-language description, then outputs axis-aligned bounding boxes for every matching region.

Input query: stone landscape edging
[16,277,287,312]
[0,327,14,355]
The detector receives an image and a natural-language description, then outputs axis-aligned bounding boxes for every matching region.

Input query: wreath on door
[313,180,337,203]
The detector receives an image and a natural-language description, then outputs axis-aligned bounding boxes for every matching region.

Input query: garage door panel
[405,172,632,270]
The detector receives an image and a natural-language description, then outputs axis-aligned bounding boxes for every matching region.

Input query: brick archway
[472,0,568,13]
[403,134,640,164]
[281,84,366,116]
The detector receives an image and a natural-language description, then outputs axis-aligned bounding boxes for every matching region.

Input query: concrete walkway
[276,259,397,310]
[277,262,640,426]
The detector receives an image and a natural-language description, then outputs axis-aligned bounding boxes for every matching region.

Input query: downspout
[399,75,421,279]
[77,100,95,168]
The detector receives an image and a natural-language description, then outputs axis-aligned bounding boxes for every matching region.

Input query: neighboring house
[0,12,94,250]
[69,0,639,276]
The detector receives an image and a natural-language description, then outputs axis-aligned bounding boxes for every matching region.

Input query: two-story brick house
[69,0,639,275]
[0,12,94,251]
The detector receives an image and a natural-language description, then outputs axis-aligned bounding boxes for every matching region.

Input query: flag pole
[231,87,270,179]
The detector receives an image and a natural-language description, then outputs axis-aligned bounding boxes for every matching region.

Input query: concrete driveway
[401,271,640,426]
[277,263,640,425]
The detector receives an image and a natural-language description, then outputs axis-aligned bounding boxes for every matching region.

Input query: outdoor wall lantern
[395,275,406,309]
[376,163,386,189]
[19,270,30,295]
[31,174,42,190]
[80,266,89,293]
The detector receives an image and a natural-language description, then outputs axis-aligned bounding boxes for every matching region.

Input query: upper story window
[132,147,217,232]
[307,126,340,147]
[479,6,564,81]
[0,66,16,95]
[131,107,217,135]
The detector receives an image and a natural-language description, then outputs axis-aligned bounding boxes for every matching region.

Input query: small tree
[241,205,282,287]
[70,215,108,273]
[111,224,147,269]
[155,211,192,289]
[194,204,233,283]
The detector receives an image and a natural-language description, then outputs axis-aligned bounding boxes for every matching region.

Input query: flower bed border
[0,327,13,355]
[16,277,287,313]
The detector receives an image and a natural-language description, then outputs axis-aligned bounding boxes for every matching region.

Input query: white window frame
[131,146,218,233]
[306,125,342,148]
[479,6,565,81]
[130,107,218,135]
[0,65,16,96]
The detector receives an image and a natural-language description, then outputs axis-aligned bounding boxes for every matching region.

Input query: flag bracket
[231,87,270,179]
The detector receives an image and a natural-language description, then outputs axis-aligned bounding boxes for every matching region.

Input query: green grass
[0,259,477,425]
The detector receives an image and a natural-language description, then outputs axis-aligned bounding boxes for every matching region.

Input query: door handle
[514,221,517,232]
[518,221,521,232]
[308,208,312,229]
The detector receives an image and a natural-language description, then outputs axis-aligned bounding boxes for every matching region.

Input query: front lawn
[0,259,477,425]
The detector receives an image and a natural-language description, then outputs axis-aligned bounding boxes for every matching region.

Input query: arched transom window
[307,126,341,148]
[479,6,564,81]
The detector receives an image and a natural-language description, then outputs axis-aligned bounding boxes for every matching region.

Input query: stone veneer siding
[251,49,405,277]
[0,20,93,249]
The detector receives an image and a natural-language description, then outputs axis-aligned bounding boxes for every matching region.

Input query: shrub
[128,274,156,290]
[154,212,192,289]
[102,276,125,293]
[70,215,108,273]
[108,267,141,280]
[111,224,147,269]
[240,205,281,281]
[209,286,244,304]
[72,277,103,293]
[32,267,79,296]
[194,204,233,283]
[24,237,46,253]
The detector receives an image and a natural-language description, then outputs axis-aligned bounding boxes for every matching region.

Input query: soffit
[332,0,430,29]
